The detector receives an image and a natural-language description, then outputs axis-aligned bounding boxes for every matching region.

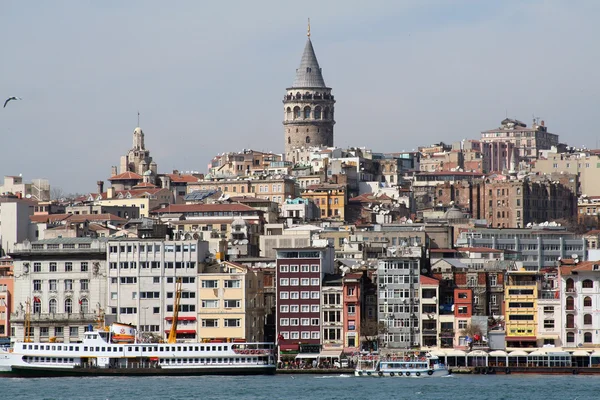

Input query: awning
[508,350,528,357]
[319,350,342,359]
[506,336,537,342]
[429,350,446,356]
[467,350,488,357]
[279,344,299,351]
[538,334,559,339]
[528,350,546,356]
[163,330,196,334]
[590,351,600,357]
[165,316,197,321]
[572,350,590,356]
[295,353,319,359]
[488,350,507,357]
[445,350,466,357]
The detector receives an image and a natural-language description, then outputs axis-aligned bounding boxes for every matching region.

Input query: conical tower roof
[291,38,327,88]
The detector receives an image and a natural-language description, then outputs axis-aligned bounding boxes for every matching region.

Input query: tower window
[288,137,291,144]
[286,107,292,120]
[304,106,311,119]
[294,106,301,119]
[306,136,310,143]
[314,106,321,119]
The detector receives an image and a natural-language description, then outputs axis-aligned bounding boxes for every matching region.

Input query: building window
[33,262,41,272]
[347,287,355,296]
[80,279,89,291]
[80,298,89,313]
[280,292,289,299]
[65,298,73,314]
[81,262,88,272]
[290,292,300,299]
[280,278,289,286]
[224,280,241,288]
[49,280,57,291]
[584,296,592,307]
[48,299,57,314]
[279,318,289,326]
[279,265,289,272]
[201,280,218,288]
[202,319,218,328]
[224,319,240,327]
[583,279,594,289]
[64,279,73,291]
[280,305,289,313]
[584,314,593,325]
[201,300,219,308]
[458,320,467,329]
[49,262,57,272]
[585,332,593,343]
[224,300,240,308]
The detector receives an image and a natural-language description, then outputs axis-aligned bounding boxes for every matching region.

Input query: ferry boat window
[177,346,181,351]
[142,347,146,352]
[84,347,88,351]
[195,346,199,351]
[135,347,139,351]
[52,358,56,362]
[75,347,79,351]
[46,345,50,350]
[200,346,205,351]
[96,347,100,352]
[218,346,222,351]
[183,346,187,351]
[212,346,216,351]
[102,347,106,352]
[183,359,188,363]
[159,347,164,352]
[33,345,38,350]
[70,358,74,362]
[128,347,132,351]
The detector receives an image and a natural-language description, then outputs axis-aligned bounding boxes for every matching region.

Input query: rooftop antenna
[137,111,140,127]
[307,18,311,38]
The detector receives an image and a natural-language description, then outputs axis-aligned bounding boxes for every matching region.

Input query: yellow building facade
[197,261,265,342]
[301,184,346,220]
[504,269,540,348]
[93,188,172,217]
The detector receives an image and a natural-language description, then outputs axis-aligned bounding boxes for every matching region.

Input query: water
[2,374,599,400]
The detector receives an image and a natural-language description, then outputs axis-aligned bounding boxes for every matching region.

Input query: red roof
[420,275,439,285]
[132,182,157,188]
[30,213,126,224]
[430,248,457,253]
[152,203,257,214]
[108,171,143,181]
[560,261,600,274]
[456,247,503,253]
[166,174,200,183]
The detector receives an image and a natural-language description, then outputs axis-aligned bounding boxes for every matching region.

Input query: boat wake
[314,374,351,379]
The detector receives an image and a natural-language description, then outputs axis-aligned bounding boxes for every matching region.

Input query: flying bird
[3,97,22,108]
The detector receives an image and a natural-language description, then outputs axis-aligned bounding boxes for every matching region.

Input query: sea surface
[2,374,599,400]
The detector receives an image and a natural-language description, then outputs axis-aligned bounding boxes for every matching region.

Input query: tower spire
[137,111,140,127]
[307,18,311,38]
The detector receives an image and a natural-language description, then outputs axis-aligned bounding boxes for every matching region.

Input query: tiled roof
[420,275,439,285]
[291,38,326,88]
[132,182,157,188]
[561,261,600,274]
[152,203,257,214]
[456,247,503,253]
[30,213,126,224]
[108,171,143,181]
[430,248,457,253]
[166,174,200,183]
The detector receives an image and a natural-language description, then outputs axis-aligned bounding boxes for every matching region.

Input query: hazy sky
[1,0,599,194]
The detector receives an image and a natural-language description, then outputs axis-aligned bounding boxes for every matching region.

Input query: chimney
[97,181,104,194]
[111,166,117,177]
[541,120,545,127]
[107,187,115,199]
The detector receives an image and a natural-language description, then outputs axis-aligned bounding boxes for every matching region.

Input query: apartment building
[321,275,343,356]
[0,257,13,341]
[106,238,209,341]
[197,261,265,342]
[560,261,600,348]
[376,247,423,350]
[504,268,540,349]
[420,276,439,349]
[275,244,335,352]
[456,227,587,270]
[10,238,107,342]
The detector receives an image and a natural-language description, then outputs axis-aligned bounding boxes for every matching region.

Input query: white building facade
[10,238,107,342]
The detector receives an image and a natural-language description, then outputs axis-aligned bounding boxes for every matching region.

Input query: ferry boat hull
[354,368,448,377]
[354,353,449,378]
[1,364,276,378]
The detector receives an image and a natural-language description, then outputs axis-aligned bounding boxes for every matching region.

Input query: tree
[461,323,483,351]
[50,187,65,201]
[361,319,387,352]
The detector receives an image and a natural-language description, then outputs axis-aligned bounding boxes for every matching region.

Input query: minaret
[283,21,335,163]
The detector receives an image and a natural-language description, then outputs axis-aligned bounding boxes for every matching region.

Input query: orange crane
[167,279,182,344]
[24,298,32,343]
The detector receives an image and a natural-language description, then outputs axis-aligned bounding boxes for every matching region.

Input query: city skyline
[1,0,599,193]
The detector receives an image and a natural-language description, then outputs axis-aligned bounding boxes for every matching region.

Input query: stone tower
[283,26,335,163]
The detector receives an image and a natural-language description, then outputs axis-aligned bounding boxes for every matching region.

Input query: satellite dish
[25,194,32,199]
[23,263,29,274]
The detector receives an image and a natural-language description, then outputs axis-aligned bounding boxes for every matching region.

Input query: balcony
[422,328,437,335]
[566,288,576,294]
[565,324,577,330]
[10,312,98,323]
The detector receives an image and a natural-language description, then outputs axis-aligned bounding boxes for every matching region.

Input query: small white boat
[354,352,449,377]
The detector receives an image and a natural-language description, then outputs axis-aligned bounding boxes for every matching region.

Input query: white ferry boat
[355,353,449,377]
[0,324,276,378]
[0,282,276,377]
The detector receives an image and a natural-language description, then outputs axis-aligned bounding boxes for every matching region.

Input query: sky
[1,0,599,194]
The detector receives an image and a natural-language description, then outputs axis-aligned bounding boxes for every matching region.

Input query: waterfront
[3,374,600,400]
